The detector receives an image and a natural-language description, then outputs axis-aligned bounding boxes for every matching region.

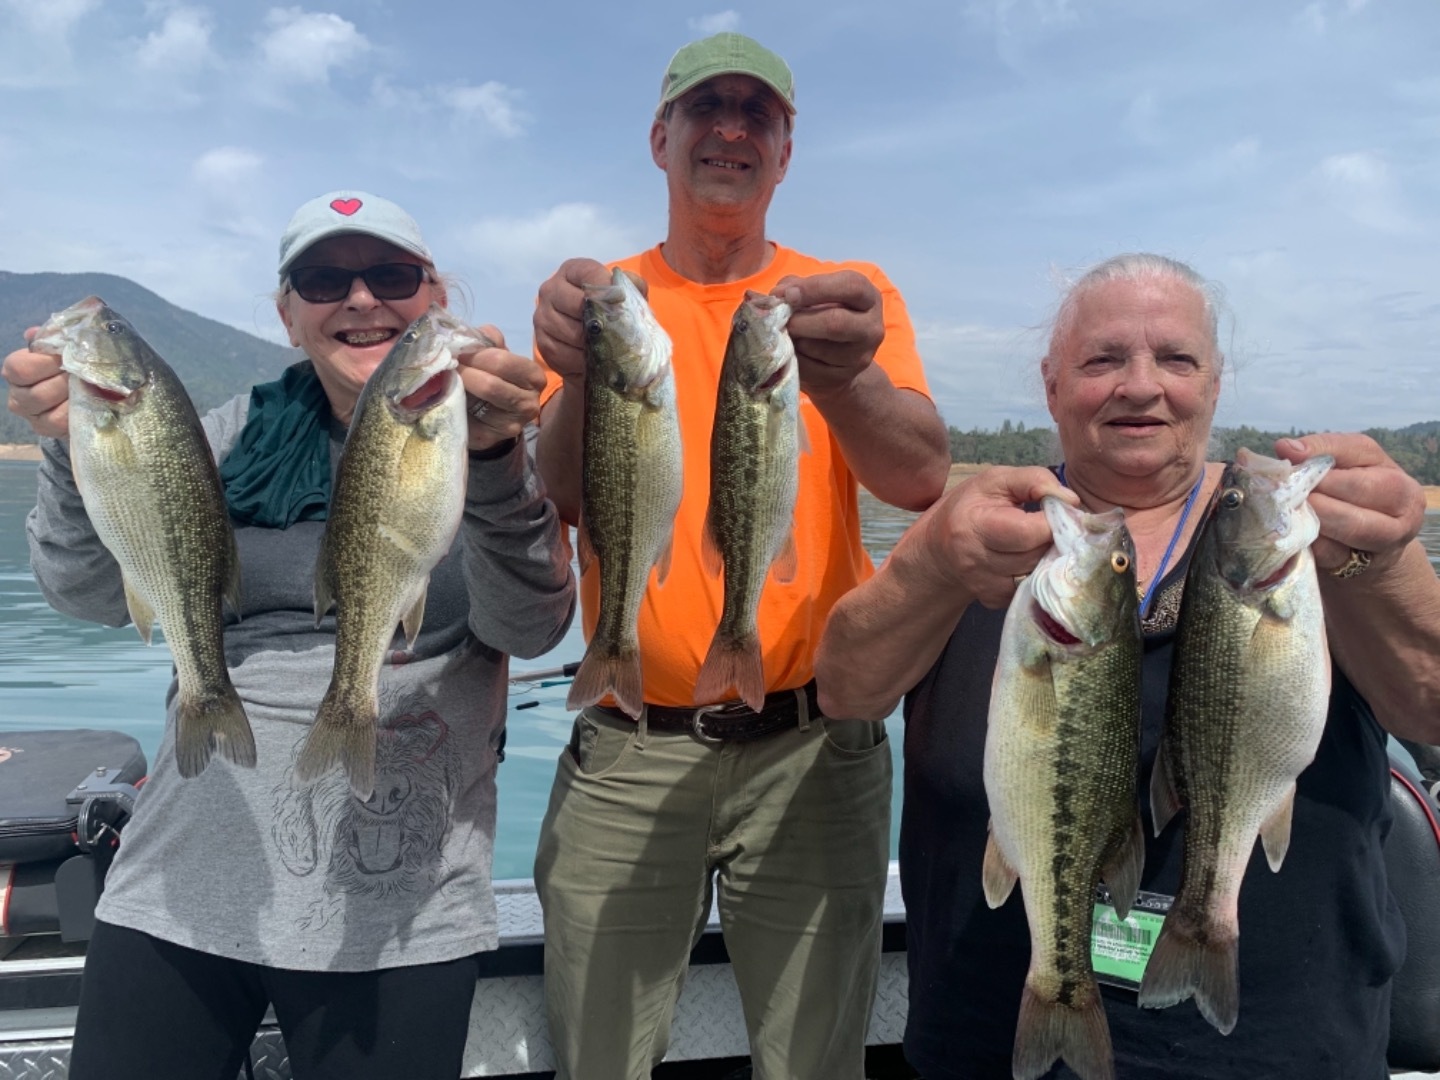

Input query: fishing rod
[508,660,581,684]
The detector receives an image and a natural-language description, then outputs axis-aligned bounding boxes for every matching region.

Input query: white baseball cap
[277,191,434,277]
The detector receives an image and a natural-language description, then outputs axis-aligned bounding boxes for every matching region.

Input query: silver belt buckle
[691,701,748,743]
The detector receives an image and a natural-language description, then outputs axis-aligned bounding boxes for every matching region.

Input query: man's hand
[772,270,885,399]
[458,326,548,453]
[1275,433,1425,575]
[905,466,1077,610]
[533,258,614,382]
[2,327,69,439]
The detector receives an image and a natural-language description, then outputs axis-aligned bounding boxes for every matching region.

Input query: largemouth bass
[32,296,253,778]
[1139,449,1333,1034]
[693,291,804,712]
[565,268,682,719]
[984,496,1144,1080]
[299,307,482,800]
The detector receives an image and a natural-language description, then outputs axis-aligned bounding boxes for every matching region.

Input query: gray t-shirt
[27,395,575,971]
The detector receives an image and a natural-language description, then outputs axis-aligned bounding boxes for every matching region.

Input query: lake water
[3,459,1437,879]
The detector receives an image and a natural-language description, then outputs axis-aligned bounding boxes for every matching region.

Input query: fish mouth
[754,356,793,394]
[1033,601,1082,646]
[335,328,400,348]
[1253,555,1298,591]
[75,377,137,405]
[397,368,457,412]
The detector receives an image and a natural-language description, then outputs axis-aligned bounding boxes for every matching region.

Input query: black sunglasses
[287,263,428,304]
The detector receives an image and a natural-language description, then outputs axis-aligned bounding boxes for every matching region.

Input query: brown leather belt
[594,681,820,743]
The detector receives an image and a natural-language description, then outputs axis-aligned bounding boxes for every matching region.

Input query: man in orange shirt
[531,32,950,1080]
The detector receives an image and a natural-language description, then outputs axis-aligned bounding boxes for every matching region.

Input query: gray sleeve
[26,437,129,626]
[25,393,251,628]
[460,431,576,660]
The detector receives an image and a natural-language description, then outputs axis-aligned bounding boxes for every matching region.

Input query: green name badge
[1090,885,1173,990]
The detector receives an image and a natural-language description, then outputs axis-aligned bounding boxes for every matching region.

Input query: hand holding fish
[908,465,1076,610]
[772,270,884,398]
[457,324,547,452]
[1275,432,1426,576]
[1,328,69,439]
[533,258,617,382]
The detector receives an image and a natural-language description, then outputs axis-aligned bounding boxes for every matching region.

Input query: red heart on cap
[330,198,362,216]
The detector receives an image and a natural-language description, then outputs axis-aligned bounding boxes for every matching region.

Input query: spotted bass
[1139,449,1333,1034]
[565,268,682,720]
[32,296,253,778]
[693,291,804,712]
[984,496,1144,1080]
[299,307,483,800]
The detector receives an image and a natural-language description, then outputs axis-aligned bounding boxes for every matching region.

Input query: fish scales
[695,292,800,711]
[36,297,253,778]
[985,498,1143,1080]
[566,268,682,719]
[299,309,475,800]
[1140,450,1332,1036]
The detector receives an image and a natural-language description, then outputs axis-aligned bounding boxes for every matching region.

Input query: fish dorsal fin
[576,517,595,577]
[1149,739,1183,837]
[313,544,335,627]
[1259,782,1297,872]
[1102,815,1146,920]
[653,532,674,587]
[400,580,429,650]
[982,822,1019,908]
[770,530,798,585]
[701,509,724,578]
[123,576,155,645]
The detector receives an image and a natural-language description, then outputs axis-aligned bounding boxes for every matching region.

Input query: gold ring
[467,399,490,421]
[1330,548,1373,579]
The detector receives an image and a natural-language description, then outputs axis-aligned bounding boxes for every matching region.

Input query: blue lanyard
[1056,463,1205,619]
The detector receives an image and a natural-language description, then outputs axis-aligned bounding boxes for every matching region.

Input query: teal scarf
[220,361,332,528]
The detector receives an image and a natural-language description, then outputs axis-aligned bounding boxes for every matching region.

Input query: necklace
[1056,464,1206,620]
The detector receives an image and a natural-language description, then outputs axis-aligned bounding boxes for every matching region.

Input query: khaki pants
[534,699,892,1080]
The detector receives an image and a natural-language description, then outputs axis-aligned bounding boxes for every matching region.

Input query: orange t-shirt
[539,243,933,707]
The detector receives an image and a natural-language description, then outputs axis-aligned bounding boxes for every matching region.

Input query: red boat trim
[1392,767,1440,849]
[0,863,13,936]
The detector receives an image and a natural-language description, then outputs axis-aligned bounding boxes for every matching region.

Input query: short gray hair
[1044,253,1225,377]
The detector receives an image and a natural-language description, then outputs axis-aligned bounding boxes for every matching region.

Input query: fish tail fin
[295,688,378,801]
[1013,982,1114,1080]
[693,633,765,713]
[174,681,257,779]
[566,644,644,719]
[1137,910,1239,1035]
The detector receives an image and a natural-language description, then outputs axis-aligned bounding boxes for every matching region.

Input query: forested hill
[0,271,297,444]
[949,420,1440,485]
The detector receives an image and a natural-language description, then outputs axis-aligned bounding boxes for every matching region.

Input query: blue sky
[1,0,1437,433]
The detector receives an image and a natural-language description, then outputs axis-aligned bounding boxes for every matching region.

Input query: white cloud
[192,146,263,186]
[256,7,369,85]
[915,319,1051,429]
[442,82,527,137]
[1298,2,1328,33]
[136,6,216,74]
[689,11,741,34]
[1,0,99,37]
[464,204,641,285]
[1317,150,1409,233]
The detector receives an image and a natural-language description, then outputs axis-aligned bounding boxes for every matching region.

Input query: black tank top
[899,539,1406,1080]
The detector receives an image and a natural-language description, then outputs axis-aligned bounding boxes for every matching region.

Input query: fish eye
[734,317,749,335]
[1221,487,1244,509]
[105,321,124,334]
[402,330,418,344]
[585,317,603,340]
[1111,552,1130,574]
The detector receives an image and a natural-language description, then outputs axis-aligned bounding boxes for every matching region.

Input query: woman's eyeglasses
[287,263,428,304]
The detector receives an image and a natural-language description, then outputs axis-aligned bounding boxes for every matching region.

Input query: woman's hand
[1275,433,1425,575]
[2,328,69,439]
[457,325,547,453]
[903,465,1076,610]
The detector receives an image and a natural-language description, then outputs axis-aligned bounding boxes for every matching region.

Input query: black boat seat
[1385,737,1440,1073]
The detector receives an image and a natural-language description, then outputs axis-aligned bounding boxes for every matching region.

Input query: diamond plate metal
[0,1043,69,1080]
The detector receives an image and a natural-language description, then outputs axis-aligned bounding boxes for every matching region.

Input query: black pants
[69,920,481,1080]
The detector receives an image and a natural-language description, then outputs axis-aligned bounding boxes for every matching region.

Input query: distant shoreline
[5,445,1439,510]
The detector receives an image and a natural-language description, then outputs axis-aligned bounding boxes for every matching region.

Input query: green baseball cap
[657,33,796,118]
